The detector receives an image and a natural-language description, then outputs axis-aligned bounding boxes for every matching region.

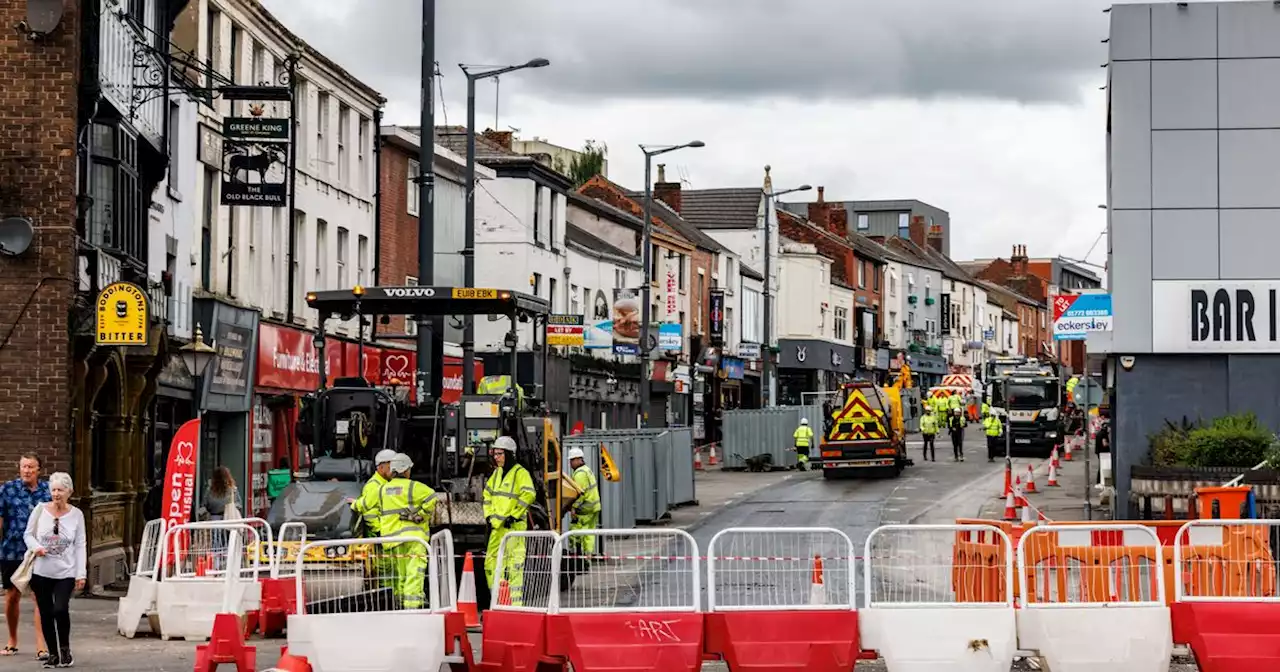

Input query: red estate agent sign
[162,418,199,565]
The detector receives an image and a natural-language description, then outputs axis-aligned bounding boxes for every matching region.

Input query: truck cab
[819,381,908,479]
[986,367,1063,458]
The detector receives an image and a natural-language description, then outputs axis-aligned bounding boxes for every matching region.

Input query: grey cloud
[261,0,1112,106]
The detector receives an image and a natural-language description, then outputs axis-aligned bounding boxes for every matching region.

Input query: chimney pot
[817,186,825,204]
[657,164,666,183]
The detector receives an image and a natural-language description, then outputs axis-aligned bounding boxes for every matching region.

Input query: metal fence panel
[722,405,820,470]
[564,435,636,531]
[667,429,696,506]
[566,428,696,527]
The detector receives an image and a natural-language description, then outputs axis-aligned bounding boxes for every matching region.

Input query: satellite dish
[0,217,34,257]
[24,0,65,36]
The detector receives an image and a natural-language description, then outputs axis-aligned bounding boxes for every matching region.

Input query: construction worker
[981,400,990,418]
[352,449,397,535]
[477,375,525,408]
[919,407,938,462]
[947,391,964,415]
[792,418,814,471]
[483,435,536,606]
[567,447,600,556]
[983,412,1004,462]
[948,407,967,461]
[376,453,438,609]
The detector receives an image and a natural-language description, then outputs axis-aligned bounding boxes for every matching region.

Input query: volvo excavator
[262,285,584,610]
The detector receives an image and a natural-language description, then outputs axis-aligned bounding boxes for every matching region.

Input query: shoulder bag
[10,505,45,595]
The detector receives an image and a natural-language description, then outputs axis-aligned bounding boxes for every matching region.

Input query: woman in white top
[23,472,85,668]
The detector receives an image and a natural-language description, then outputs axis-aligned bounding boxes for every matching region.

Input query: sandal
[0,646,16,656]
[36,649,48,661]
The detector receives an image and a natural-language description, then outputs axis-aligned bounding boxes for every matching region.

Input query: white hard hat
[492,435,518,453]
[800,418,809,425]
[567,447,585,461]
[374,449,396,466]
[390,453,414,473]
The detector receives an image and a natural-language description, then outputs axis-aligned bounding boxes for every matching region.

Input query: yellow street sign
[452,288,498,299]
[95,282,149,346]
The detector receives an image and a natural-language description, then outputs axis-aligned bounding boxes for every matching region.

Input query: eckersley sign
[255,323,481,402]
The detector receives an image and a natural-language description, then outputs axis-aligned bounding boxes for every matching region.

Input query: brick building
[969,245,1054,360]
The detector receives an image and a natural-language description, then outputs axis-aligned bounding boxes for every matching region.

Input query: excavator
[262,285,587,609]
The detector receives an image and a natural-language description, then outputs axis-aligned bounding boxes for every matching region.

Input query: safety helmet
[390,453,414,474]
[492,435,518,453]
[374,449,397,466]
[567,447,585,461]
[800,418,809,425]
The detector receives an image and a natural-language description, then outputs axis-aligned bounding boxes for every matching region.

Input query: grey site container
[566,427,697,526]
[721,405,822,469]
[562,434,636,531]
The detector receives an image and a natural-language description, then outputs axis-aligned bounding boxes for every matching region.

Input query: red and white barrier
[117,518,166,638]
[155,520,266,642]
[860,524,1018,671]
[1016,524,1171,671]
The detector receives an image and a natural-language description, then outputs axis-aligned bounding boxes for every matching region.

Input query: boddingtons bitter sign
[96,281,149,346]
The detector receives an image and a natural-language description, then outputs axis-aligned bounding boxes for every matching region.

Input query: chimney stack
[827,207,849,237]
[481,128,513,150]
[907,215,927,249]
[1011,244,1028,277]
[926,224,944,253]
[653,163,683,213]
[807,185,829,229]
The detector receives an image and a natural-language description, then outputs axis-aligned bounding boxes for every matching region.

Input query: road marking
[890,496,909,501]
[884,507,902,512]
[734,491,745,496]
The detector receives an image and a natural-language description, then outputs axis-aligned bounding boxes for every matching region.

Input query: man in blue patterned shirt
[0,454,49,658]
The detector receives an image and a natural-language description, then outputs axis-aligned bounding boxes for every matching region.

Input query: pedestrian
[983,411,1004,462]
[791,418,814,471]
[199,467,241,569]
[483,436,535,606]
[24,472,85,668]
[566,447,600,557]
[949,407,967,461]
[919,409,938,462]
[0,454,49,661]
[376,453,436,610]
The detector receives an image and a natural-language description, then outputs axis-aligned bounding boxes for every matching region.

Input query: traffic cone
[1001,461,1013,497]
[1024,464,1038,493]
[1021,498,1035,524]
[694,448,704,471]
[809,555,826,606]
[1003,490,1018,521]
[1014,477,1029,508]
[496,578,512,606]
[274,647,312,672]
[1064,438,1074,462]
[1046,460,1060,487]
[709,444,719,466]
[457,552,480,628]
[1051,445,1061,469]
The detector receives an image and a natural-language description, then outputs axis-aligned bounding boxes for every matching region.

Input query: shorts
[0,560,22,591]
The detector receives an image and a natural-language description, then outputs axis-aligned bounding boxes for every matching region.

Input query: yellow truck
[819,380,910,479]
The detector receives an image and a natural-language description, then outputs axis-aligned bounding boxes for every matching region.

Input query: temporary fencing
[476,531,560,671]
[155,521,265,642]
[562,428,696,528]
[1172,519,1280,672]
[703,527,861,672]
[284,536,448,671]
[430,529,459,613]
[720,405,821,470]
[1016,524,1171,672]
[255,521,307,638]
[117,518,166,638]
[861,524,1018,671]
[546,529,704,672]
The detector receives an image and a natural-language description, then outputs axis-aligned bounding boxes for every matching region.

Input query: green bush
[1180,413,1274,468]
[1149,417,1196,467]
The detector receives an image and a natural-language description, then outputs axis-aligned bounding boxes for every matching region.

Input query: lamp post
[639,140,704,427]
[179,326,218,493]
[461,58,549,397]
[761,182,812,406]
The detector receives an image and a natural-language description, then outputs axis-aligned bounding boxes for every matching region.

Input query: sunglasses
[52,518,59,536]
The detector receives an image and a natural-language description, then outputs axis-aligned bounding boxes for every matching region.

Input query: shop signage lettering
[162,418,199,566]
[1152,281,1280,352]
[95,281,149,346]
[385,287,437,298]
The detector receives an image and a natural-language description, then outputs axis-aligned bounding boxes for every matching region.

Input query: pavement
[974,442,1111,523]
[50,427,1198,670]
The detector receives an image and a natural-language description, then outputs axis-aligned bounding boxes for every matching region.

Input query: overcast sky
[260,0,1116,268]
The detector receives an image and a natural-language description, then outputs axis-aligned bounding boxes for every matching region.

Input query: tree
[568,140,607,187]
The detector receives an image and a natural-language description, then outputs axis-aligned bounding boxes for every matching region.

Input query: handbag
[10,549,35,595]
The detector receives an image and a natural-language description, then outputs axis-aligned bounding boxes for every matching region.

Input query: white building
[776,242,834,340]
[148,85,201,342]
[564,191,644,360]
[182,0,383,334]
[739,266,765,352]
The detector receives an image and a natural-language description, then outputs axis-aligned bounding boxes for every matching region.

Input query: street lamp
[639,140,705,427]
[761,181,812,406]
[179,326,218,379]
[460,58,550,397]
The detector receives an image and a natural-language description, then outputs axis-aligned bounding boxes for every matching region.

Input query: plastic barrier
[703,527,861,671]
[1016,523,1171,672]
[194,533,259,672]
[284,536,446,671]
[545,529,703,672]
[156,521,264,642]
[118,518,166,638]
[1172,519,1280,672]
[861,523,1018,671]
[257,521,307,638]
[475,530,564,671]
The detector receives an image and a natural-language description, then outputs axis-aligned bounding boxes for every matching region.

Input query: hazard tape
[518,554,871,561]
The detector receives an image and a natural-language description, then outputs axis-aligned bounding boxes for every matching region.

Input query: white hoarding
[1152,280,1280,353]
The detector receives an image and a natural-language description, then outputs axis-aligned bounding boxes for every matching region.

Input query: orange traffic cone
[709,444,720,466]
[1046,460,1060,487]
[274,647,313,672]
[694,448,704,472]
[1024,464,1038,493]
[1014,477,1029,508]
[1002,490,1018,521]
[809,555,826,606]
[457,552,480,628]
[1051,445,1061,469]
[496,578,512,607]
[1021,497,1035,524]
[1001,461,1013,497]
[1064,438,1074,462]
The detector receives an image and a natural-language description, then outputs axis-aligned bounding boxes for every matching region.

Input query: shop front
[193,299,260,518]
[776,339,857,405]
[252,322,480,517]
[911,353,949,390]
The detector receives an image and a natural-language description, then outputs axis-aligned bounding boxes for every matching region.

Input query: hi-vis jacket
[375,478,439,543]
[351,472,390,535]
[483,463,536,528]
[793,425,815,448]
[572,465,600,516]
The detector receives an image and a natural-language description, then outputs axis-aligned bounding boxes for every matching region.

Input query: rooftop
[679,188,764,230]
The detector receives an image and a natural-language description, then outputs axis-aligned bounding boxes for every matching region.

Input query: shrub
[1149,417,1196,467]
[1180,413,1274,468]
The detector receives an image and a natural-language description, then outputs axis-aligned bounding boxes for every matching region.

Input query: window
[649,244,658,282]
[677,254,687,290]
[271,209,284,314]
[725,306,734,345]
[533,186,543,244]
[204,6,221,90]
[834,306,849,341]
[201,168,217,291]
[873,265,880,291]
[570,284,580,316]
[548,277,557,312]
[548,192,557,248]
[295,79,309,164]
[1040,311,1045,328]
[317,91,330,177]
[292,210,305,307]
[357,118,368,193]
[725,258,735,291]
[88,122,143,261]
[897,212,910,239]
[338,104,350,185]
[167,101,181,197]
[857,213,869,230]
[532,273,542,296]
[857,261,865,288]
[407,160,420,215]
[889,272,897,298]
[315,219,328,290]
[336,226,349,288]
[357,235,368,285]
[229,25,241,84]
[251,41,265,86]
[404,276,418,336]
[614,269,626,289]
